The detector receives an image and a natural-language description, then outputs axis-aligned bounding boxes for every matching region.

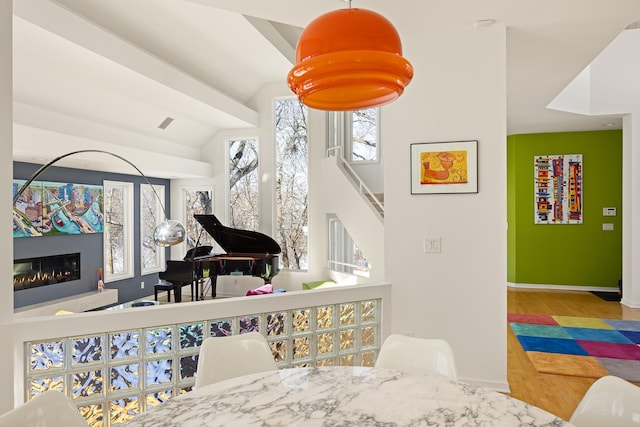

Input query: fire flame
[13,269,74,286]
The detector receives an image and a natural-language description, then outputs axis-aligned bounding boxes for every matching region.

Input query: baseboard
[620,297,640,308]
[507,282,618,292]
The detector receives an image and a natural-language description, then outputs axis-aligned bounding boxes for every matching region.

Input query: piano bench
[154,281,194,303]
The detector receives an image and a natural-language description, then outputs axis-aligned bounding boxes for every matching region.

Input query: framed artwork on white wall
[410,140,478,194]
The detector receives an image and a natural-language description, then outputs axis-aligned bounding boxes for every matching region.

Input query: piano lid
[194,214,282,255]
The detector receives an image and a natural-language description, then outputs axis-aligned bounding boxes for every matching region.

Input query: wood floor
[506,287,640,421]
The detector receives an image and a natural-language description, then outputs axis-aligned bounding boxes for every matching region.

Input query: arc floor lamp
[12,149,186,247]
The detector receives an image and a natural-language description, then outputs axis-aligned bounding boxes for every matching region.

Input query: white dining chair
[195,331,278,388]
[0,390,88,427]
[374,334,458,379]
[569,375,640,427]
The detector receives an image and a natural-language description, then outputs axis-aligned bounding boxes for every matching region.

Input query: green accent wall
[507,130,622,288]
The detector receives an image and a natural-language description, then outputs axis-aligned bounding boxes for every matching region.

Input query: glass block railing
[21,284,388,426]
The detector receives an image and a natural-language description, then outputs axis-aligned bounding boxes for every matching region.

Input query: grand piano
[158,214,281,300]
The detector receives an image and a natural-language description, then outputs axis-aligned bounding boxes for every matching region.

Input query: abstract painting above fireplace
[13,179,104,238]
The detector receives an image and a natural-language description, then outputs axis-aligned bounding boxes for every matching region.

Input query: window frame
[347,108,381,164]
[327,214,370,278]
[180,187,215,251]
[274,97,309,271]
[140,183,165,275]
[103,180,134,283]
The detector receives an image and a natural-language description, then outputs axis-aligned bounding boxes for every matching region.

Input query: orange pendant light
[287,7,413,111]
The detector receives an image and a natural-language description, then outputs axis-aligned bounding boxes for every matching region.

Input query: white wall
[0,0,12,322]
[0,0,14,409]
[383,24,508,389]
[551,28,640,308]
[351,162,383,194]
[622,113,640,307]
[204,23,511,387]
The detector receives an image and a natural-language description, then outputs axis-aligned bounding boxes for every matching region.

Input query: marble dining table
[123,366,573,427]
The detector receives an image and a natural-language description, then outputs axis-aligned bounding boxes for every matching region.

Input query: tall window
[275,98,308,270]
[229,138,259,231]
[183,189,214,250]
[327,108,380,162]
[350,108,379,162]
[140,184,165,275]
[103,180,134,282]
[327,215,370,277]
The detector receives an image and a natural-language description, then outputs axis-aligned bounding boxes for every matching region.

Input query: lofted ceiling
[11,0,640,178]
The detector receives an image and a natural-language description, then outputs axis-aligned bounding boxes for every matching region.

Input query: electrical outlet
[141,281,145,289]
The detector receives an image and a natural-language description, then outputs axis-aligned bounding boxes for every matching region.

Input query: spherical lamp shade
[287,8,413,111]
[154,219,186,247]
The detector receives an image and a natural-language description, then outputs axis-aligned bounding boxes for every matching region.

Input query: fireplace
[13,253,81,291]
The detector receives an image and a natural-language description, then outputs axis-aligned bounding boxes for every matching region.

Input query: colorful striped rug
[508,313,640,381]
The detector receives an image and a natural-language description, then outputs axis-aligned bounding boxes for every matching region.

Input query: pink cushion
[246,283,273,296]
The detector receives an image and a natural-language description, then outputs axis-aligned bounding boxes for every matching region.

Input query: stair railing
[326,146,384,218]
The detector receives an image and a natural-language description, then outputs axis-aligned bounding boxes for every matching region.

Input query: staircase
[322,149,385,282]
[366,193,384,218]
[327,147,384,220]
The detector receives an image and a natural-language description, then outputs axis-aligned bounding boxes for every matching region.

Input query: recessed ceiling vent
[158,116,174,130]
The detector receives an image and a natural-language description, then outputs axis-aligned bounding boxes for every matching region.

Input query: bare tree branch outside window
[352,108,378,161]
[105,185,125,275]
[275,99,308,270]
[103,180,133,282]
[229,138,259,231]
[141,184,164,274]
[184,190,214,249]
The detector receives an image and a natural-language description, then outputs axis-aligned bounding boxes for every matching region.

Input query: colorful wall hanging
[13,179,104,237]
[534,154,582,224]
[410,140,478,194]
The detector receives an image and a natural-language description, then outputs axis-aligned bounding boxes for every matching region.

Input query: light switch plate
[424,237,441,253]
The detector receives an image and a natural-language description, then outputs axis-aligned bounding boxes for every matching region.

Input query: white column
[622,113,640,307]
[0,0,12,323]
[0,0,15,412]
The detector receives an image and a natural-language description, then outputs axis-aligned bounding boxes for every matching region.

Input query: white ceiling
[11,0,640,178]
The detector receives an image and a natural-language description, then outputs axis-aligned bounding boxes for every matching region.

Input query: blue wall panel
[13,161,171,309]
